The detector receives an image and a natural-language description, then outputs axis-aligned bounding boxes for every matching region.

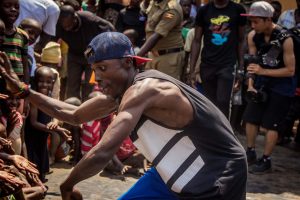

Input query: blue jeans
[118,168,178,200]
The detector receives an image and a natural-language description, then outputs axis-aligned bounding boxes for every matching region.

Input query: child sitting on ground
[0,137,47,199]
[0,91,23,155]
[80,92,102,156]
[59,97,82,164]
[101,114,146,177]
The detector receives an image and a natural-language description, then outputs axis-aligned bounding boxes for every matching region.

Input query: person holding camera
[241,1,296,174]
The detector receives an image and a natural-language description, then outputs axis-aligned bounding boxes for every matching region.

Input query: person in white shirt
[277,0,300,29]
[15,0,60,77]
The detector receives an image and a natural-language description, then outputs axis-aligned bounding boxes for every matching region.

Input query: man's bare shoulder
[283,37,294,50]
[248,30,256,39]
[131,77,180,96]
[120,78,182,109]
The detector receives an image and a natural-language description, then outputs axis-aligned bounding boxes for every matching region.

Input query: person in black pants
[189,0,246,118]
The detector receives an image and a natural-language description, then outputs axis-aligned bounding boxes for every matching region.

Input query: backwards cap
[85,32,151,65]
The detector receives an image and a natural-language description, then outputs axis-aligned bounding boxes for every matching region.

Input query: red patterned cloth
[100,114,136,161]
[116,137,136,161]
[81,120,101,155]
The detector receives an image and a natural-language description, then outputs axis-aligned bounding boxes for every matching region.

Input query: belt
[156,47,184,56]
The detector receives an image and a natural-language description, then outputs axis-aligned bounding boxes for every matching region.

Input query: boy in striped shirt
[0,0,29,83]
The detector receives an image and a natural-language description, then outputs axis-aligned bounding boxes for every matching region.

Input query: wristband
[14,82,30,98]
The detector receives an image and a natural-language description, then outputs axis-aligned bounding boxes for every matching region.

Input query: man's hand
[47,121,59,130]
[0,170,27,192]
[186,72,197,89]
[247,64,265,75]
[233,79,241,93]
[22,186,46,200]
[0,137,14,154]
[55,127,72,141]
[26,171,46,190]
[120,164,132,175]
[0,93,8,99]
[60,183,79,200]
[11,155,39,174]
[8,110,22,128]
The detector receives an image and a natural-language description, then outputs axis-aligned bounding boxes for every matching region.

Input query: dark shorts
[243,91,292,131]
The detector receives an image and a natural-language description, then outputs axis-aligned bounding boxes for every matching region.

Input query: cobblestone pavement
[45,135,300,200]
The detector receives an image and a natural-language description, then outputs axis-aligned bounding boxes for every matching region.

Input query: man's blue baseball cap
[85,32,151,65]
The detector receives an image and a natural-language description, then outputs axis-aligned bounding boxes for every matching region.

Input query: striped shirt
[2,28,28,76]
[81,120,101,155]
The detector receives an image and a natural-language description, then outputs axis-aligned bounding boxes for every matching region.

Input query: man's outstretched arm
[28,90,118,125]
[0,51,118,125]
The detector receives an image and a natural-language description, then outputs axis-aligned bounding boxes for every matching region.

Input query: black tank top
[252,27,296,96]
[131,70,247,199]
[253,26,285,69]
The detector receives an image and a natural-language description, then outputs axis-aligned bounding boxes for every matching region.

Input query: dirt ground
[45,134,300,200]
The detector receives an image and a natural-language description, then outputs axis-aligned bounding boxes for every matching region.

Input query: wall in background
[279,0,296,11]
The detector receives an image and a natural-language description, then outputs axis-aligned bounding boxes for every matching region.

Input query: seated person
[0,92,23,155]
[0,137,46,199]
[62,97,83,163]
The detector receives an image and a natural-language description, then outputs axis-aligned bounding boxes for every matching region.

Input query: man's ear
[124,57,134,68]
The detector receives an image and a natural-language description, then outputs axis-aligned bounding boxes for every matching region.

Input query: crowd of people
[0,0,299,199]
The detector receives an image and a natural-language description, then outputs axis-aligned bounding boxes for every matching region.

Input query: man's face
[92,59,131,99]
[60,15,76,31]
[0,0,19,25]
[249,17,269,33]
[180,0,192,17]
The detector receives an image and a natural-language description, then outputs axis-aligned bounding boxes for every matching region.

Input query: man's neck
[127,69,139,88]
[4,25,16,35]
[263,23,277,38]
[213,0,229,8]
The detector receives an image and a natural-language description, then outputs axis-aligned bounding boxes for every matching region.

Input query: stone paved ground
[45,135,300,200]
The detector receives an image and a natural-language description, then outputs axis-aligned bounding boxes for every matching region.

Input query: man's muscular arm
[60,81,156,199]
[28,90,118,125]
[247,37,295,77]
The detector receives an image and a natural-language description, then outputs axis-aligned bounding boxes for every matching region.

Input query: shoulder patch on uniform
[163,12,175,19]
